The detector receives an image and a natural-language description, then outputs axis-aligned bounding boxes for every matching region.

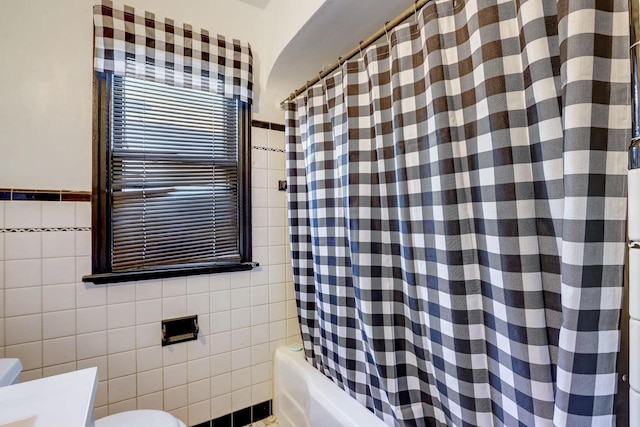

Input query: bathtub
[273,346,387,427]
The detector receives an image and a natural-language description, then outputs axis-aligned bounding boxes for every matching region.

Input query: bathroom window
[84,70,253,284]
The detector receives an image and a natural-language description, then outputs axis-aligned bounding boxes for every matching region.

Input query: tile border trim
[252,146,285,153]
[0,189,91,202]
[0,227,92,233]
[251,120,285,132]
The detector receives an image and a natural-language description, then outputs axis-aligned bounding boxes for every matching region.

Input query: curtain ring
[358,40,364,60]
[414,1,419,23]
[384,21,391,44]
[319,71,328,94]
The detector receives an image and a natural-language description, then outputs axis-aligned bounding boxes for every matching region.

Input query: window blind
[110,74,241,271]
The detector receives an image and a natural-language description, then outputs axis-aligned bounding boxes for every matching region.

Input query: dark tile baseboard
[193,400,272,427]
[0,188,91,202]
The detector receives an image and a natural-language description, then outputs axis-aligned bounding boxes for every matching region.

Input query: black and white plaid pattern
[286,1,629,425]
[93,0,253,104]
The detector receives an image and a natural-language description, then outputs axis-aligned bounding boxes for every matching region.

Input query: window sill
[82,262,258,285]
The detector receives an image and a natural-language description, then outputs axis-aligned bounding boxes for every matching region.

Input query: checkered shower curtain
[285,1,630,426]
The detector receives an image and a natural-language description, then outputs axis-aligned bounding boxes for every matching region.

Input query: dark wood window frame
[83,72,254,285]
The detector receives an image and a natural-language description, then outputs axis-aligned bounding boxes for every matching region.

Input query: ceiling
[234,0,272,10]
[267,0,415,103]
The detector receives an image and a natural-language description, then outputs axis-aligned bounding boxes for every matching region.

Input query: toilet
[0,359,186,427]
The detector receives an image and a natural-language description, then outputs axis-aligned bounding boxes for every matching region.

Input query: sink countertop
[0,367,98,427]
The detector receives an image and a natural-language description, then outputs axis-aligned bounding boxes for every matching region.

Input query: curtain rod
[280,0,435,107]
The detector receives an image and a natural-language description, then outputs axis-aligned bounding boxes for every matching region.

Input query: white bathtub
[273,346,387,427]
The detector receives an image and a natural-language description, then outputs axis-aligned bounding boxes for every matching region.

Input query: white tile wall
[0,128,300,425]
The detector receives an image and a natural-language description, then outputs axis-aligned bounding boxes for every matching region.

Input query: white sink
[0,368,98,427]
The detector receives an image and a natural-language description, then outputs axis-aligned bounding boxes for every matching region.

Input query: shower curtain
[285,1,629,426]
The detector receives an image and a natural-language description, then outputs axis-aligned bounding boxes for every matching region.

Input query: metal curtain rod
[280,0,434,107]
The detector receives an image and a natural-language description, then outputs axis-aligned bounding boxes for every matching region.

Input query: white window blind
[110,74,241,271]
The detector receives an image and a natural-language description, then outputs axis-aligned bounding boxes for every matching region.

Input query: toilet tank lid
[0,359,22,386]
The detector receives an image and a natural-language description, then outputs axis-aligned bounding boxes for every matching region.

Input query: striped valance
[93,1,253,104]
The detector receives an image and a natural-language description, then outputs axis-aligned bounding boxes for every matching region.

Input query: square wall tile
[251,305,269,326]
[231,307,251,330]
[136,280,162,301]
[43,310,76,339]
[250,286,268,307]
[5,314,42,345]
[107,282,136,304]
[76,256,91,282]
[231,328,251,350]
[164,385,188,411]
[267,151,285,171]
[252,168,268,189]
[210,332,231,355]
[187,337,209,361]
[188,357,210,383]
[231,348,251,371]
[108,327,136,354]
[163,342,188,366]
[42,231,75,258]
[42,202,76,228]
[109,375,137,404]
[231,368,251,391]
[252,148,268,169]
[136,299,162,325]
[77,332,107,360]
[163,296,187,319]
[4,232,42,260]
[43,283,76,312]
[136,346,163,373]
[210,352,231,377]
[77,356,108,382]
[137,368,163,395]
[77,282,107,308]
[5,287,41,316]
[211,373,231,397]
[0,201,4,228]
[209,273,230,292]
[210,393,231,420]
[252,381,272,405]
[5,259,41,288]
[231,387,251,412]
[231,288,251,310]
[109,398,137,415]
[107,302,136,329]
[75,202,91,228]
[186,275,209,294]
[43,336,76,366]
[189,400,211,425]
[137,323,162,349]
[187,293,209,315]
[42,257,75,285]
[210,311,231,334]
[137,391,163,411]
[43,361,77,378]
[7,341,42,370]
[5,201,41,229]
[75,230,91,257]
[164,362,187,389]
[268,129,285,151]
[77,306,107,334]
[108,351,136,379]
[210,291,231,313]
[188,378,211,405]
[251,362,271,385]
[163,277,187,297]
[252,127,268,147]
